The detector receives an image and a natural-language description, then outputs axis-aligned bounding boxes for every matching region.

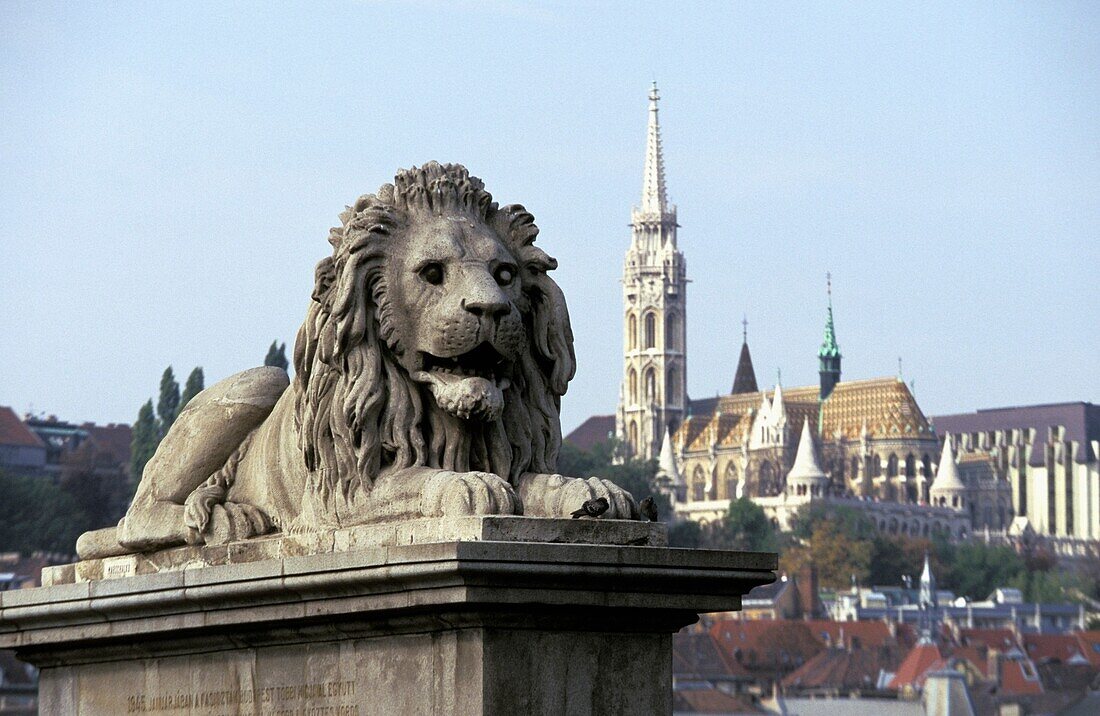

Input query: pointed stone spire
[640,81,668,216]
[656,429,680,485]
[931,436,966,493]
[771,380,786,422]
[787,418,828,491]
[920,551,937,608]
[731,317,759,394]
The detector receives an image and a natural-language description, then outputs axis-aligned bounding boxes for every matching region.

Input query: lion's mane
[292,162,576,500]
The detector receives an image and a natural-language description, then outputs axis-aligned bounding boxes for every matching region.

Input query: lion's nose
[463,297,510,320]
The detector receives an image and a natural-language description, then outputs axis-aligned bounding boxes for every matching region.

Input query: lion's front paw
[420,471,520,518]
[559,476,639,520]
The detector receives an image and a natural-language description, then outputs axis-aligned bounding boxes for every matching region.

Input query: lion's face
[385,214,527,422]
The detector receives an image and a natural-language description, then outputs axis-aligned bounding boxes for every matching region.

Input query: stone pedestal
[0,517,775,715]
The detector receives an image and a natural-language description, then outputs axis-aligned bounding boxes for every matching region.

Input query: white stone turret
[786,418,829,498]
[750,383,789,449]
[930,435,967,510]
[655,429,681,499]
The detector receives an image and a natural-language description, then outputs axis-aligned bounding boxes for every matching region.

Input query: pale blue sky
[1,1,1097,434]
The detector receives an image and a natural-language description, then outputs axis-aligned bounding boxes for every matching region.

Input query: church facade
[606,85,1009,541]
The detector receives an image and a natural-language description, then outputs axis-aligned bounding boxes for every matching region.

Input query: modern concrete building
[934,403,1100,546]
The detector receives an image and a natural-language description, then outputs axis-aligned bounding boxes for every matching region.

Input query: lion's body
[83,163,637,559]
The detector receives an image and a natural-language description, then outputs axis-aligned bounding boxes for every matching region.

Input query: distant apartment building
[934,403,1100,546]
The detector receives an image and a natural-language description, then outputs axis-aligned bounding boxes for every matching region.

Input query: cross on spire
[742,315,748,343]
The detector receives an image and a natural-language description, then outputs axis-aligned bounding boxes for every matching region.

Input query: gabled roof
[0,406,44,448]
[1023,634,1086,664]
[82,423,132,467]
[783,645,905,692]
[673,632,751,680]
[1000,654,1044,695]
[563,415,615,451]
[888,641,944,690]
[959,628,1017,650]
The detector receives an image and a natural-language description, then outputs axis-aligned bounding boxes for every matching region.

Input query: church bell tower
[616,83,688,461]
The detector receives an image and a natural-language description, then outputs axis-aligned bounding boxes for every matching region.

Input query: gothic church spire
[818,273,842,401]
[641,81,669,216]
[732,317,759,394]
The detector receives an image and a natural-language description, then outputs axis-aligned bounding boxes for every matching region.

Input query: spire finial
[742,315,748,344]
[826,271,832,306]
[640,82,668,215]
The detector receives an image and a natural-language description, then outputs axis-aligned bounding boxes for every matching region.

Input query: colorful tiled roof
[679,377,931,450]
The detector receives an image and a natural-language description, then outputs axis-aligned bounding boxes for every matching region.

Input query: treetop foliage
[264,340,289,371]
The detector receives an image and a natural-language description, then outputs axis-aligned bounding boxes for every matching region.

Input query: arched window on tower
[628,313,637,350]
[759,462,777,497]
[725,463,739,500]
[666,313,679,351]
[645,368,656,403]
[666,367,679,404]
[692,466,706,502]
[629,421,639,454]
[628,368,638,405]
[644,312,656,349]
[887,454,899,478]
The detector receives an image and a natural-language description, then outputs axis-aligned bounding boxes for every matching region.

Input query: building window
[725,463,739,500]
[759,461,777,496]
[692,466,706,502]
[629,421,638,454]
[887,454,899,478]
[628,313,637,349]
[666,313,679,351]
[645,368,656,402]
[644,312,656,349]
[628,368,638,405]
[666,367,679,404]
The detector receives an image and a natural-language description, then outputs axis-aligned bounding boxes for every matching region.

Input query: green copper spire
[818,273,841,360]
[818,273,842,401]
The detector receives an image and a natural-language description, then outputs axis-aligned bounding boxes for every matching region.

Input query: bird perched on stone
[571,496,609,519]
[639,496,659,522]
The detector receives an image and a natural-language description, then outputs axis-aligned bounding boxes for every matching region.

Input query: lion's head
[292,162,576,498]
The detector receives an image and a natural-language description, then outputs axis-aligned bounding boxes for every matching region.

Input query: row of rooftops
[0,405,132,472]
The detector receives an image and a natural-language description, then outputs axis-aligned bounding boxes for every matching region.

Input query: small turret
[786,418,829,498]
[930,436,967,510]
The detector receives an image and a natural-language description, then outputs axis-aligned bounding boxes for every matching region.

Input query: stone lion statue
[79,162,638,558]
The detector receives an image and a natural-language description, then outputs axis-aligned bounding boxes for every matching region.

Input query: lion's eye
[494,264,516,286]
[419,263,444,285]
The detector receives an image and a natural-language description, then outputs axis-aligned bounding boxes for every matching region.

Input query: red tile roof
[563,415,615,451]
[800,620,909,650]
[673,688,766,714]
[708,620,824,673]
[1073,631,1100,668]
[1024,634,1086,664]
[1000,656,1045,695]
[888,642,944,690]
[674,632,751,680]
[0,406,44,448]
[959,628,1016,651]
[83,423,132,467]
[783,645,905,692]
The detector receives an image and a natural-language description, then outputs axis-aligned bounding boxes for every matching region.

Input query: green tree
[157,366,181,437]
[264,341,289,370]
[180,367,205,409]
[707,498,777,552]
[0,470,90,555]
[789,502,876,542]
[130,399,159,481]
[781,519,873,589]
[940,543,1026,600]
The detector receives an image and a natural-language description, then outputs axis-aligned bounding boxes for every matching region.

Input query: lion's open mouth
[412,343,512,421]
[414,343,512,387]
